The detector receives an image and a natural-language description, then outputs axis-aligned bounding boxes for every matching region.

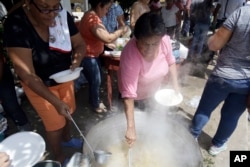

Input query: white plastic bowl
[154,89,183,106]
[104,51,111,55]
[49,67,83,83]
[111,51,121,57]
[115,38,129,50]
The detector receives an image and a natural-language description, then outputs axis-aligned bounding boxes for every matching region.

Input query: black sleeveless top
[3,7,78,87]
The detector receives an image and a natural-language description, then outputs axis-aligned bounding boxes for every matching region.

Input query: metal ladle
[66,110,112,164]
[128,148,132,167]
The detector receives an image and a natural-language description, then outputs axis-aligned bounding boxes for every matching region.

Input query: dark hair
[134,12,165,40]
[89,0,112,9]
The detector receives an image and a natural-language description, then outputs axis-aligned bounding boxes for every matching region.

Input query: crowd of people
[0,0,250,166]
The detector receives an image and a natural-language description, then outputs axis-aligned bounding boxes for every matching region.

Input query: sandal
[94,103,107,113]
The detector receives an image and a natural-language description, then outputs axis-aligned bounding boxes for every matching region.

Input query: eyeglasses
[31,1,63,14]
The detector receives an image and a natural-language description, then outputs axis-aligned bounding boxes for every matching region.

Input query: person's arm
[163,36,180,91]
[118,40,140,147]
[0,152,10,167]
[117,14,126,28]
[6,47,71,119]
[70,32,86,70]
[91,22,128,43]
[130,3,141,30]
[124,98,136,147]
[115,4,126,28]
[207,26,232,51]
[168,63,180,92]
[184,0,192,17]
[185,0,192,10]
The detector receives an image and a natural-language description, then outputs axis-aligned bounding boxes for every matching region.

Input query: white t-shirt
[161,5,179,27]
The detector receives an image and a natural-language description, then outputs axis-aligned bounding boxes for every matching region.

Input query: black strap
[223,0,229,19]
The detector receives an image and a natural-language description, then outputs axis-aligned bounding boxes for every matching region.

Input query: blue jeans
[0,64,29,126]
[191,75,250,147]
[181,12,190,36]
[189,23,210,56]
[81,57,102,108]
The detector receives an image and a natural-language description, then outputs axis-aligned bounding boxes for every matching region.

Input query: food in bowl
[111,51,121,57]
[49,67,83,83]
[115,38,130,51]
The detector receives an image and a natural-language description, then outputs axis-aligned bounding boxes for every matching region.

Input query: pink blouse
[118,35,175,100]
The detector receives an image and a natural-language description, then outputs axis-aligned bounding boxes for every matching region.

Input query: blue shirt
[101,3,124,33]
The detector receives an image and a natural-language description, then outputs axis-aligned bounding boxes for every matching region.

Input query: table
[100,53,120,110]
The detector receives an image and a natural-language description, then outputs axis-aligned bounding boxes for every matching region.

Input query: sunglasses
[31,1,63,14]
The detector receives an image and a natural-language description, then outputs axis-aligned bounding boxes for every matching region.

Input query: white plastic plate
[49,67,83,83]
[154,89,183,106]
[0,132,45,167]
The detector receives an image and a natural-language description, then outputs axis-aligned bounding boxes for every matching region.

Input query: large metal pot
[83,112,203,167]
[33,160,61,167]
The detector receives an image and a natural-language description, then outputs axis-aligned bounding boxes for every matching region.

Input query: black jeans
[0,63,29,126]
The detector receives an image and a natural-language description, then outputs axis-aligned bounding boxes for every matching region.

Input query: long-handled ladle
[66,110,112,164]
[128,148,132,167]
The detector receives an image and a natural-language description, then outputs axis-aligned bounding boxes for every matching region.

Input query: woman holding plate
[3,0,86,164]
[118,12,180,147]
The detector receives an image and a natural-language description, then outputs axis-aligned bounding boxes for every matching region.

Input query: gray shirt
[212,6,250,79]
[217,0,244,20]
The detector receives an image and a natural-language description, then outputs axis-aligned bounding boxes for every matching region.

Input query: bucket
[32,160,61,167]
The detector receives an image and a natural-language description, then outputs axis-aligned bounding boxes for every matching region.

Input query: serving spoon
[66,110,112,164]
[128,148,132,167]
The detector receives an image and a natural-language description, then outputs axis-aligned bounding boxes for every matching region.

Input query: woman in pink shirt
[118,12,180,147]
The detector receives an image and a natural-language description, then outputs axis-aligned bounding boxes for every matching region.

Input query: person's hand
[121,26,131,38]
[105,43,116,50]
[70,59,81,70]
[125,126,136,148]
[0,152,11,167]
[54,101,72,120]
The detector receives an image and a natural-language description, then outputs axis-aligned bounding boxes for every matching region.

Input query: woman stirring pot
[118,12,180,147]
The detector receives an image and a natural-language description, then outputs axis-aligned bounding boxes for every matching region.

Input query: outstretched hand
[54,101,72,120]
[0,152,10,167]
